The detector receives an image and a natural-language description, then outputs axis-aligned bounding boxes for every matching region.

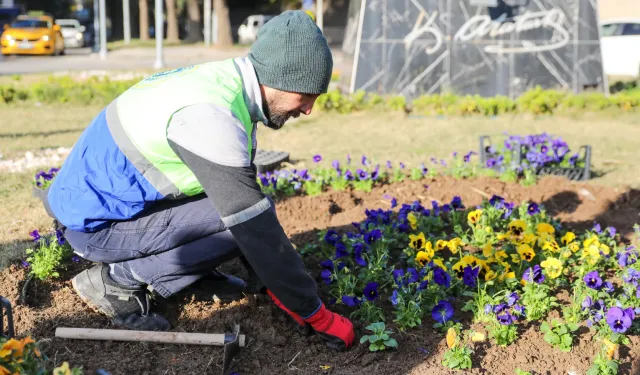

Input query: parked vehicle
[600,19,640,77]
[238,15,275,44]
[55,18,85,48]
[1,15,65,56]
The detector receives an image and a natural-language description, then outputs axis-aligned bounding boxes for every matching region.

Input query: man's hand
[267,289,312,336]
[304,303,355,351]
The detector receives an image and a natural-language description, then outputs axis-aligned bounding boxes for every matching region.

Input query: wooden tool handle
[55,327,245,347]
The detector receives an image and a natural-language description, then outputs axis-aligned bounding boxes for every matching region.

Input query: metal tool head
[0,296,15,339]
[222,324,242,375]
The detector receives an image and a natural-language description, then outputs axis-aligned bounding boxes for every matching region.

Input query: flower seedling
[441,327,473,370]
[586,342,620,375]
[520,265,558,321]
[24,229,74,280]
[539,319,580,352]
[359,322,398,352]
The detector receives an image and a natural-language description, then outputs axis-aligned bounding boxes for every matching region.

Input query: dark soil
[1,176,639,375]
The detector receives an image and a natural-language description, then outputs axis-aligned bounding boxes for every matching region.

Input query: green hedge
[1,76,639,116]
[0,76,141,105]
[315,87,640,115]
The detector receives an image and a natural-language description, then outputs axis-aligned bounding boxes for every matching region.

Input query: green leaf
[369,335,380,343]
[540,322,550,333]
[447,357,461,369]
[360,336,369,344]
[383,339,398,348]
[561,334,573,348]
[557,325,568,335]
[545,333,560,345]
[369,343,379,352]
[381,334,389,340]
[568,323,580,332]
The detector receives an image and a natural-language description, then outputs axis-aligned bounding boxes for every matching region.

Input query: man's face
[261,86,319,130]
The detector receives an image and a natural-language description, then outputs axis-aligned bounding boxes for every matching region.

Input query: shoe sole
[72,272,116,319]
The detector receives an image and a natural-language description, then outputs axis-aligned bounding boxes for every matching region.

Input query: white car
[600,19,640,77]
[55,18,85,48]
[238,15,275,45]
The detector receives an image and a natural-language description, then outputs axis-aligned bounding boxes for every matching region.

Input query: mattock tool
[55,323,245,375]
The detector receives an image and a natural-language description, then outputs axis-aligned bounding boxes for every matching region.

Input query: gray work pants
[63,194,243,298]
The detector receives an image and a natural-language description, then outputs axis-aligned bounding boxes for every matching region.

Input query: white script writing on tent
[404,8,570,55]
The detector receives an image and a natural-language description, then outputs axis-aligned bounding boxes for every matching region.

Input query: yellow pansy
[409,232,427,250]
[471,332,486,342]
[0,366,12,375]
[494,250,508,261]
[468,209,482,224]
[482,243,494,258]
[540,257,563,279]
[543,240,561,253]
[461,255,479,267]
[500,271,516,281]
[497,232,509,241]
[581,246,601,265]
[583,235,600,249]
[435,239,449,251]
[560,248,572,259]
[407,212,418,230]
[522,233,537,245]
[537,232,554,247]
[517,244,536,262]
[561,232,576,245]
[53,362,72,375]
[415,251,432,267]
[0,346,10,358]
[536,223,555,235]
[508,220,526,236]
[432,258,447,270]
[447,238,463,254]
[446,327,458,349]
[600,244,610,255]
[452,261,466,279]
[568,242,580,253]
[511,253,521,264]
[485,269,497,281]
[603,339,618,360]
[498,260,511,272]
[1,338,24,359]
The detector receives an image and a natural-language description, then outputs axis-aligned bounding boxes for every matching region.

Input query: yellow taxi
[1,15,65,56]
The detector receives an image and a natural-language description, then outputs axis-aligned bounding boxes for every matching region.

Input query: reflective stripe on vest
[108,59,254,198]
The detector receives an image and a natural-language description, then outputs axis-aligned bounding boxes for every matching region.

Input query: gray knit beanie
[248,10,333,95]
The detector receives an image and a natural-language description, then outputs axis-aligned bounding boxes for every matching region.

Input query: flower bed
[479,132,592,182]
[298,194,639,371]
[0,335,82,374]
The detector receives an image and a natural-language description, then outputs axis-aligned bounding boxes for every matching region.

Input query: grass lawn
[1,103,639,268]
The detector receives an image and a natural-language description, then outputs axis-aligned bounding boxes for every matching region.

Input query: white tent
[340,0,606,99]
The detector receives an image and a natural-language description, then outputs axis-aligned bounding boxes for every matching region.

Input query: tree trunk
[185,0,202,42]
[139,0,149,41]
[165,0,180,42]
[213,0,233,46]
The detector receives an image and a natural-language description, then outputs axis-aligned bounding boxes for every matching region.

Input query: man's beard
[262,96,297,130]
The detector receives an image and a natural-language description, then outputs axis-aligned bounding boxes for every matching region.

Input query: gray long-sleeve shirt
[165,57,321,318]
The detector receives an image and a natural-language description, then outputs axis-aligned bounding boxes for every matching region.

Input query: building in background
[599,0,640,20]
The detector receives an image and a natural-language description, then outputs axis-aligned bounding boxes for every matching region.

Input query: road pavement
[0,45,348,76]
[0,45,252,75]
